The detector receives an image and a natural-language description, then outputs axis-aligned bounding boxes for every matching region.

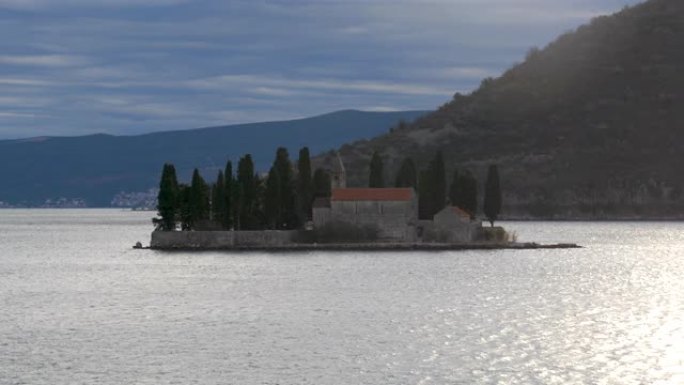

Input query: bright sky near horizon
[0,0,641,139]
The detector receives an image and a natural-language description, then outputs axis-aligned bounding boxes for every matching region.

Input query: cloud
[0,0,188,10]
[0,54,87,67]
[362,106,402,112]
[0,96,50,107]
[0,0,642,138]
[0,111,39,118]
[188,75,454,96]
[249,87,298,97]
[0,77,57,86]
[408,66,502,81]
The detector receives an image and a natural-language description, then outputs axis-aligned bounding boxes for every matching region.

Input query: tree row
[155,147,501,231]
[155,147,332,231]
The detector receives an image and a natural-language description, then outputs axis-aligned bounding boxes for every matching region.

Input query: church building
[312,153,481,243]
[313,154,418,242]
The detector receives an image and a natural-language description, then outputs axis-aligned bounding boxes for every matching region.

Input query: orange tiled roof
[449,206,471,218]
[331,188,415,202]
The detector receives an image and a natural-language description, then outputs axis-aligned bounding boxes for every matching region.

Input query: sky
[0,0,642,139]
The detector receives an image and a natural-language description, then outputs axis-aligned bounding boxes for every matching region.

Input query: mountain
[0,110,427,207]
[319,0,684,219]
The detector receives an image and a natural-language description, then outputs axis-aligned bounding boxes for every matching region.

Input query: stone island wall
[151,230,297,249]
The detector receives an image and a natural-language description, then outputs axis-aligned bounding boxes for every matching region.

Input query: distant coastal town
[0,190,158,209]
[0,198,89,209]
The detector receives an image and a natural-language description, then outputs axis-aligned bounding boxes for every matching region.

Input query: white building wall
[325,198,417,242]
[432,210,481,243]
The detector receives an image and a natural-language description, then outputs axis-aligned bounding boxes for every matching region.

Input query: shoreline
[143,242,582,252]
[4,207,684,222]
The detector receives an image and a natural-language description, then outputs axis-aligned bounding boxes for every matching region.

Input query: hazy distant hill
[0,110,426,206]
[320,0,684,218]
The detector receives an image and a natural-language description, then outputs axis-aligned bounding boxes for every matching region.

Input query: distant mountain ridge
[319,0,684,219]
[0,110,427,206]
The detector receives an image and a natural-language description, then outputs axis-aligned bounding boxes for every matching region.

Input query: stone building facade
[313,188,418,242]
[428,206,481,243]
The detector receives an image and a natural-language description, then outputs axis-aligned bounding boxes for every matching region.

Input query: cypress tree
[189,168,210,228]
[395,157,417,188]
[448,169,461,207]
[297,147,313,221]
[419,151,447,219]
[456,173,469,210]
[236,154,257,230]
[211,170,225,225]
[418,169,432,220]
[272,147,297,229]
[264,166,280,229]
[429,151,447,216]
[484,164,502,226]
[178,184,192,231]
[313,168,332,198]
[462,171,478,219]
[223,161,233,230]
[369,151,384,188]
[154,163,179,231]
[253,173,267,230]
[469,174,478,219]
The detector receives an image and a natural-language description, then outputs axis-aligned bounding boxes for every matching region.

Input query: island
[148,147,579,251]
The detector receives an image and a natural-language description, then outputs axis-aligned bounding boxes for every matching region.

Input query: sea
[0,209,682,385]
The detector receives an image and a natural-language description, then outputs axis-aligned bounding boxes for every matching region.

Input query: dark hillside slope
[0,110,426,206]
[322,0,684,218]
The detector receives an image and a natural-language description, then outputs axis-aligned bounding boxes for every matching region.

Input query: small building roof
[331,188,415,202]
[439,206,471,219]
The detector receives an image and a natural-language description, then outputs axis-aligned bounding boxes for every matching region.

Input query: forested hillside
[320,0,684,218]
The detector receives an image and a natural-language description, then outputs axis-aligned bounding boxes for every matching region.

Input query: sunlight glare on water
[0,210,683,384]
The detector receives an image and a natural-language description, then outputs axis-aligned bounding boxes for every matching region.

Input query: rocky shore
[145,242,581,252]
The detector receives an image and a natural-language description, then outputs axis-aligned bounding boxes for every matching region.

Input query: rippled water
[1,210,683,384]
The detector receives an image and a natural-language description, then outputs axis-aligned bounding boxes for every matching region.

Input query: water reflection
[0,211,682,384]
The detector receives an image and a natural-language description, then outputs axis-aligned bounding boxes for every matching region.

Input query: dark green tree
[429,151,447,215]
[178,184,192,230]
[188,169,210,228]
[154,163,179,231]
[297,147,314,221]
[483,164,502,226]
[264,166,280,229]
[313,168,332,198]
[211,170,226,225]
[462,171,478,219]
[448,169,461,207]
[236,154,257,230]
[253,174,267,230]
[268,147,297,229]
[369,151,384,188]
[222,161,234,229]
[418,169,432,220]
[417,152,448,219]
[395,157,417,188]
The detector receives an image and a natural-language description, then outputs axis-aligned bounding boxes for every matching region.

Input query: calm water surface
[1,210,683,384]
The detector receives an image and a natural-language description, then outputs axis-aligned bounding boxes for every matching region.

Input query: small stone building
[431,206,481,243]
[313,188,418,242]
